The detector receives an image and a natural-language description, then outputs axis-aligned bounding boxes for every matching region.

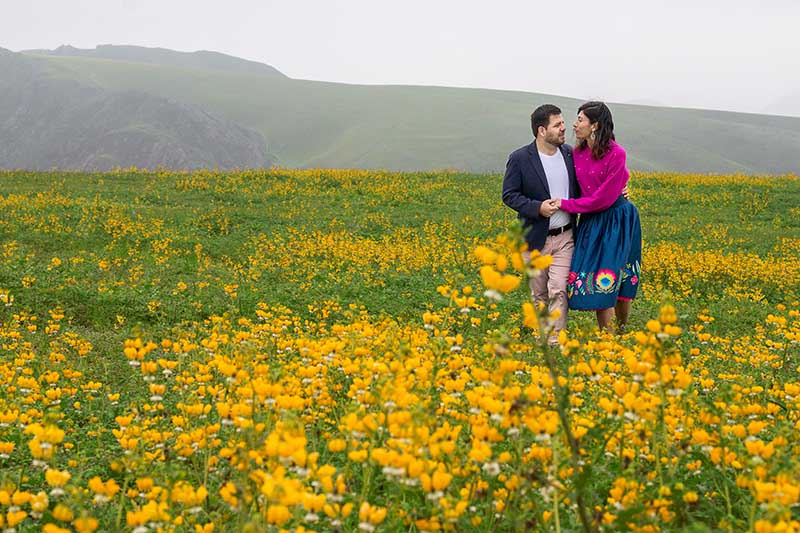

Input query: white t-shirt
[538,149,571,229]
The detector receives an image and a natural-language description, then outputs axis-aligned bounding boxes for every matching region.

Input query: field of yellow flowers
[0,168,799,532]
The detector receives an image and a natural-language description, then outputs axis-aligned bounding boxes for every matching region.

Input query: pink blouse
[559,140,629,214]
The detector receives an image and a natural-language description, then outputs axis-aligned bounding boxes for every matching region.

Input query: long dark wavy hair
[576,101,615,160]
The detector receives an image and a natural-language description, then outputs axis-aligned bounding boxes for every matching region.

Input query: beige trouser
[525,229,574,335]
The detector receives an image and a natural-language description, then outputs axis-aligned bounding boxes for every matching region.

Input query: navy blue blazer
[501,142,581,252]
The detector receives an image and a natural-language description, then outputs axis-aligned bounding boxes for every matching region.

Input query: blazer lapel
[526,143,551,197]
[560,145,579,199]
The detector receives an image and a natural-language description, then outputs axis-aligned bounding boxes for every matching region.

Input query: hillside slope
[0,49,272,171]
[15,45,800,174]
[26,44,287,78]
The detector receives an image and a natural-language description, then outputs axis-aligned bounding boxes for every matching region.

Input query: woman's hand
[552,198,562,209]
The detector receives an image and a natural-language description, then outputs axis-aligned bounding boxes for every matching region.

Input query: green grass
[1,169,800,531]
[1,169,798,347]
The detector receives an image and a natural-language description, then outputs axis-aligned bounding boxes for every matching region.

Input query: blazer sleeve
[502,154,541,220]
[560,148,628,214]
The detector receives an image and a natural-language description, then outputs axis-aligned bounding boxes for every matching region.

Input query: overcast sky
[3,0,798,116]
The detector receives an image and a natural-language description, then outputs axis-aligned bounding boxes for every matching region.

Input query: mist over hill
[0,48,271,171]
[763,90,800,118]
[6,45,800,174]
[26,44,287,78]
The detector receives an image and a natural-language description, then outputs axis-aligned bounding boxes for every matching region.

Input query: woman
[553,101,641,332]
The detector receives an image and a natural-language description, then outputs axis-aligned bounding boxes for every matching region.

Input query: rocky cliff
[0,48,272,170]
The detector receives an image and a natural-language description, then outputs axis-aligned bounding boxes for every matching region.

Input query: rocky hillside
[26,44,287,78]
[0,48,272,171]
[8,45,800,174]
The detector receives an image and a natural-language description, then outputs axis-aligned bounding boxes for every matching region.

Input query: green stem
[116,477,130,530]
[538,314,594,533]
[748,493,757,532]
[721,479,733,527]
[552,444,561,533]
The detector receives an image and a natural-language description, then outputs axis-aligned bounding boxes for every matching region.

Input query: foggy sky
[3,0,798,117]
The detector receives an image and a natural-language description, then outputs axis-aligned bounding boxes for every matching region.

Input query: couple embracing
[502,102,642,343]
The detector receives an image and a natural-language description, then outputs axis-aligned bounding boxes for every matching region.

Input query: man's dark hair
[531,104,562,137]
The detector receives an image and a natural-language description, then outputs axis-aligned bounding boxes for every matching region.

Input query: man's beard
[547,133,565,146]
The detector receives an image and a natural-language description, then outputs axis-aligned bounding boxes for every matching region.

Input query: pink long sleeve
[560,144,629,214]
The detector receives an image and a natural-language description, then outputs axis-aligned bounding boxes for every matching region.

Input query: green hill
[14,45,800,173]
[25,44,287,78]
[0,48,272,170]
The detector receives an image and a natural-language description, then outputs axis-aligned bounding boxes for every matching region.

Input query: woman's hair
[576,101,615,160]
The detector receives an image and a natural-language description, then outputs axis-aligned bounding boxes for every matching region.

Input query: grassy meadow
[0,168,799,532]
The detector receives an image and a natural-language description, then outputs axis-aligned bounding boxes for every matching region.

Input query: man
[502,104,578,344]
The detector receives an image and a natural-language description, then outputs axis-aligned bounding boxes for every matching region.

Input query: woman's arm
[558,148,629,214]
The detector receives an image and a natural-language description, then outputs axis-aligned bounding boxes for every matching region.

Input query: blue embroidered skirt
[567,196,642,310]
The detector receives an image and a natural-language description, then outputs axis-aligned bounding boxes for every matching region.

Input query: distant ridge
[24,44,287,78]
[5,44,800,173]
[0,50,272,171]
[763,90,800,118]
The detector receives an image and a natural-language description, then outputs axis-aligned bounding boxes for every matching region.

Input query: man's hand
[539,199,558,217]
[622,185,631,200]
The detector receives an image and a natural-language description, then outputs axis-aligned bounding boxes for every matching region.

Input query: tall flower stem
[529,272,595,533]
